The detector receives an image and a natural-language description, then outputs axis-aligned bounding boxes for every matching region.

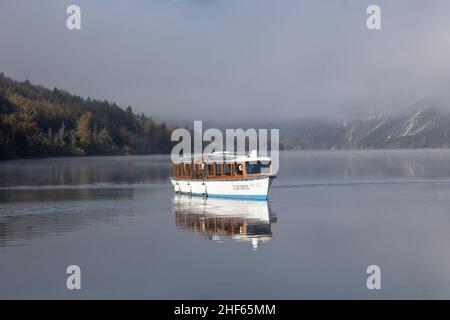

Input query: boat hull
[170,176,272,200]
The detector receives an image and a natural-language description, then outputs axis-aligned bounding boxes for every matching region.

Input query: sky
[1,0,450,124]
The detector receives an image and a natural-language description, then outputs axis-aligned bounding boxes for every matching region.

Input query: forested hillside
[0,73,174,159]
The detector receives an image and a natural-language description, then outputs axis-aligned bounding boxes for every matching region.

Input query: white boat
[170,150,275,200]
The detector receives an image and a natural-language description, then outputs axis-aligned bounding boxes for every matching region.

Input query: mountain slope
[0,73,174,159]
[282,106,450,149]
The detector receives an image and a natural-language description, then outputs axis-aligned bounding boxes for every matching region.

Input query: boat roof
[174,151,272,164]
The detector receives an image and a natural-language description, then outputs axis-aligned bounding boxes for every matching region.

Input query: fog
[1,0,450,123]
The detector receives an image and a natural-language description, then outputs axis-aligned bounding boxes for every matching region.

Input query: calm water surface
[2,150,450,299]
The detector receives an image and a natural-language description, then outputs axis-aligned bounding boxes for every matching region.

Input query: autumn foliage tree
[75,111,93,146]
[0,73,175,159]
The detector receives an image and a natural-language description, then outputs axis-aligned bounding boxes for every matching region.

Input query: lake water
[2,150,450,299]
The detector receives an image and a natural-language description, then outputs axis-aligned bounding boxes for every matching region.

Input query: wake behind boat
[170,150,275,200]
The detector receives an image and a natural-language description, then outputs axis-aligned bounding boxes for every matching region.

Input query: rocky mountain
[281,105,450,149]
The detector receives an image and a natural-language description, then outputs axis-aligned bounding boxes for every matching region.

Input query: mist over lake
[1,150,450,299]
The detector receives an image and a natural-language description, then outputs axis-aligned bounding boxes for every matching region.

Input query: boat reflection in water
[173,196,277,250]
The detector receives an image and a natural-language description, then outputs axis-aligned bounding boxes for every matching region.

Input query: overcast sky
[1,0,450,123]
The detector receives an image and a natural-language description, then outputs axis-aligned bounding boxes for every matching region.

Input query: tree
[126,106,134,131]
[56,122,65,144]
[17,104,40,141]
[1,102,41,157]
[0,74,176,159]
[75,111,93,145]
[158,122,171,153]
[97,128,117,154]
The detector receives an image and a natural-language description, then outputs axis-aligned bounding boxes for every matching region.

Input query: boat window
[223,163,231,175]
[216,163,222,175]
[192,164,197,178]
[230,163,236,175]
[246,162,262,174]
[185,164,191,177]
[260,161,271,174]
[245,161,271,174]
[234,163,243,175]
[202,163,207,176]
[196,164,202,178]
[207,163,214,176]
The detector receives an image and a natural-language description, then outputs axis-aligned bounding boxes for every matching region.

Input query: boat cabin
[172,151,273,180]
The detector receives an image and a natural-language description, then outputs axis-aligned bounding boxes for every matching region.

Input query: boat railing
[175,151,262,163]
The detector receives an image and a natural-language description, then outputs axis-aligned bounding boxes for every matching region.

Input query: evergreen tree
[0,74,176,159]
